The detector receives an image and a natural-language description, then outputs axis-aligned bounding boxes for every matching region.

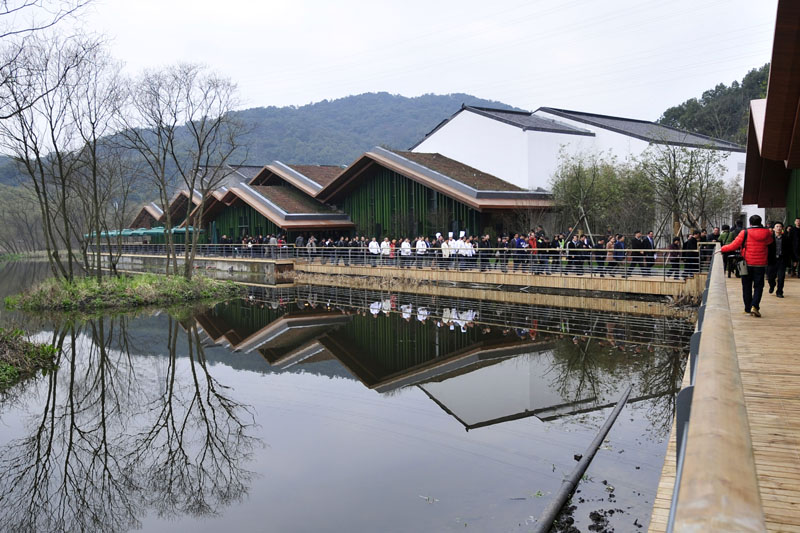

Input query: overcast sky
[77,0,777,120]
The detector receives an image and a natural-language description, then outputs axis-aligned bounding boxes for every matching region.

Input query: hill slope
[234,92,516,166]
[658,63,769,146]
[0,92,515,186]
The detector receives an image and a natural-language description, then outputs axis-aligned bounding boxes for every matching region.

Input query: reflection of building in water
[194,285,690,428]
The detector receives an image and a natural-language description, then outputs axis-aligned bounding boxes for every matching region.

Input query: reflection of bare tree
[0,313,258,532]
[0,321,140,532]
[546,319,605,403]
[127,317,257,518]
[545,315,687,437]
[639,346,687,437]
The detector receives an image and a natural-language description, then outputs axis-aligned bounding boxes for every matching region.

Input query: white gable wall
[412,108,758,221]
[412,111,529,189]
[525,130,598,190]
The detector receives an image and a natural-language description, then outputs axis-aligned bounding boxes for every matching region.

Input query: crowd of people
[215,224,754,277]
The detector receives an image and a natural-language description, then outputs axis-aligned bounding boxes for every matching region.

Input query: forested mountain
[657,63,769,146]
[234,92,515,165]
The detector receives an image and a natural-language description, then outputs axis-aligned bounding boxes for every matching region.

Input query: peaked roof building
[535,107,744,151]
[412,104,747,195]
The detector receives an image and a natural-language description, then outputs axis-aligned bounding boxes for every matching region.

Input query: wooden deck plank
[651,276,800,532]
[727,276,800,533]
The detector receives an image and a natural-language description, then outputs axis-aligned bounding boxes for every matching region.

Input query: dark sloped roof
[287,164,342,187]
[536,107,745,151]
[390,150,524,191]
[464,106,594,135]
[230,165,266,182]
[409,104,594,149]
[250,185,344,215]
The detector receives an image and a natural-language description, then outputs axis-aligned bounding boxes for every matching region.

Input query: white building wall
[525,131,596,190]
[413,108,758,225]
[412,111,529,189]
[535,109,747,188]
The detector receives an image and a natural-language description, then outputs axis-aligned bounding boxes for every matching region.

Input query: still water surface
[0,262,691,532]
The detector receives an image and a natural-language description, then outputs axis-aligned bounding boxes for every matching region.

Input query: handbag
[735,229,748,276]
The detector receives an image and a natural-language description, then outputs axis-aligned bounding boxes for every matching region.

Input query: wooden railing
[670,244,766,531]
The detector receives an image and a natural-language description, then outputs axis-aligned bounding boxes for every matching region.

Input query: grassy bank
[0,251,49,262]
[0,328,57,390]
[0,253,24,263]
[5,273,244,312]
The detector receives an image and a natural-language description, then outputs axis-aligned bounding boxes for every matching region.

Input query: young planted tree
[638,144,697,239]
[550,152,620,241]
[638,143,735,237]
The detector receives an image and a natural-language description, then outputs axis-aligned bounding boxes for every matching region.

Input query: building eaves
[378,147,550,199]
[536,107,746,152]
[146,202,163,217]
[271,161,324,193]
[240,183,351,221]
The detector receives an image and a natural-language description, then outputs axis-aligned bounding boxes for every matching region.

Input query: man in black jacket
[768,222,792,298]
[643,230,656,275]
[682,230,700,277]
[630,231,646,276]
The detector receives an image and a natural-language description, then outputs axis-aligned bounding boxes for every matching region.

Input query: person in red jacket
[718,214,774,317]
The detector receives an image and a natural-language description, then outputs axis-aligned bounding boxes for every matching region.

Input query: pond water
[0,262,692,532]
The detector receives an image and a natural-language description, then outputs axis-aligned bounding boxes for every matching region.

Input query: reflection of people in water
[400,304,413,321]
[381,298,392,315]
[529,319,538,340]
[369,301,381,317]
[416,307,429,323]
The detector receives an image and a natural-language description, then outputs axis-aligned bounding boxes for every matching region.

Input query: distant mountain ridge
[0,92,517,186]
[233,92,518,166]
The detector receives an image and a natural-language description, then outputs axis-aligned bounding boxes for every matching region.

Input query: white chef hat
[435,232,441,238]
[459,230,465,238]
[448,232,453,239]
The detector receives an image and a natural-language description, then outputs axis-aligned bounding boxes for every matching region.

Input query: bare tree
[0,182,43,252]
[167,64,244,279]
[0,313,258,531]
[0,34,101,280]
[119,64,244,279]
[639,143,734,237]
[0,1,92,120]
[68,45,126,280]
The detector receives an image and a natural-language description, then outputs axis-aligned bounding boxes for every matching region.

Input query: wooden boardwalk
[296,262,707,300]
[728,276,800,532]
[650,276,800,532]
